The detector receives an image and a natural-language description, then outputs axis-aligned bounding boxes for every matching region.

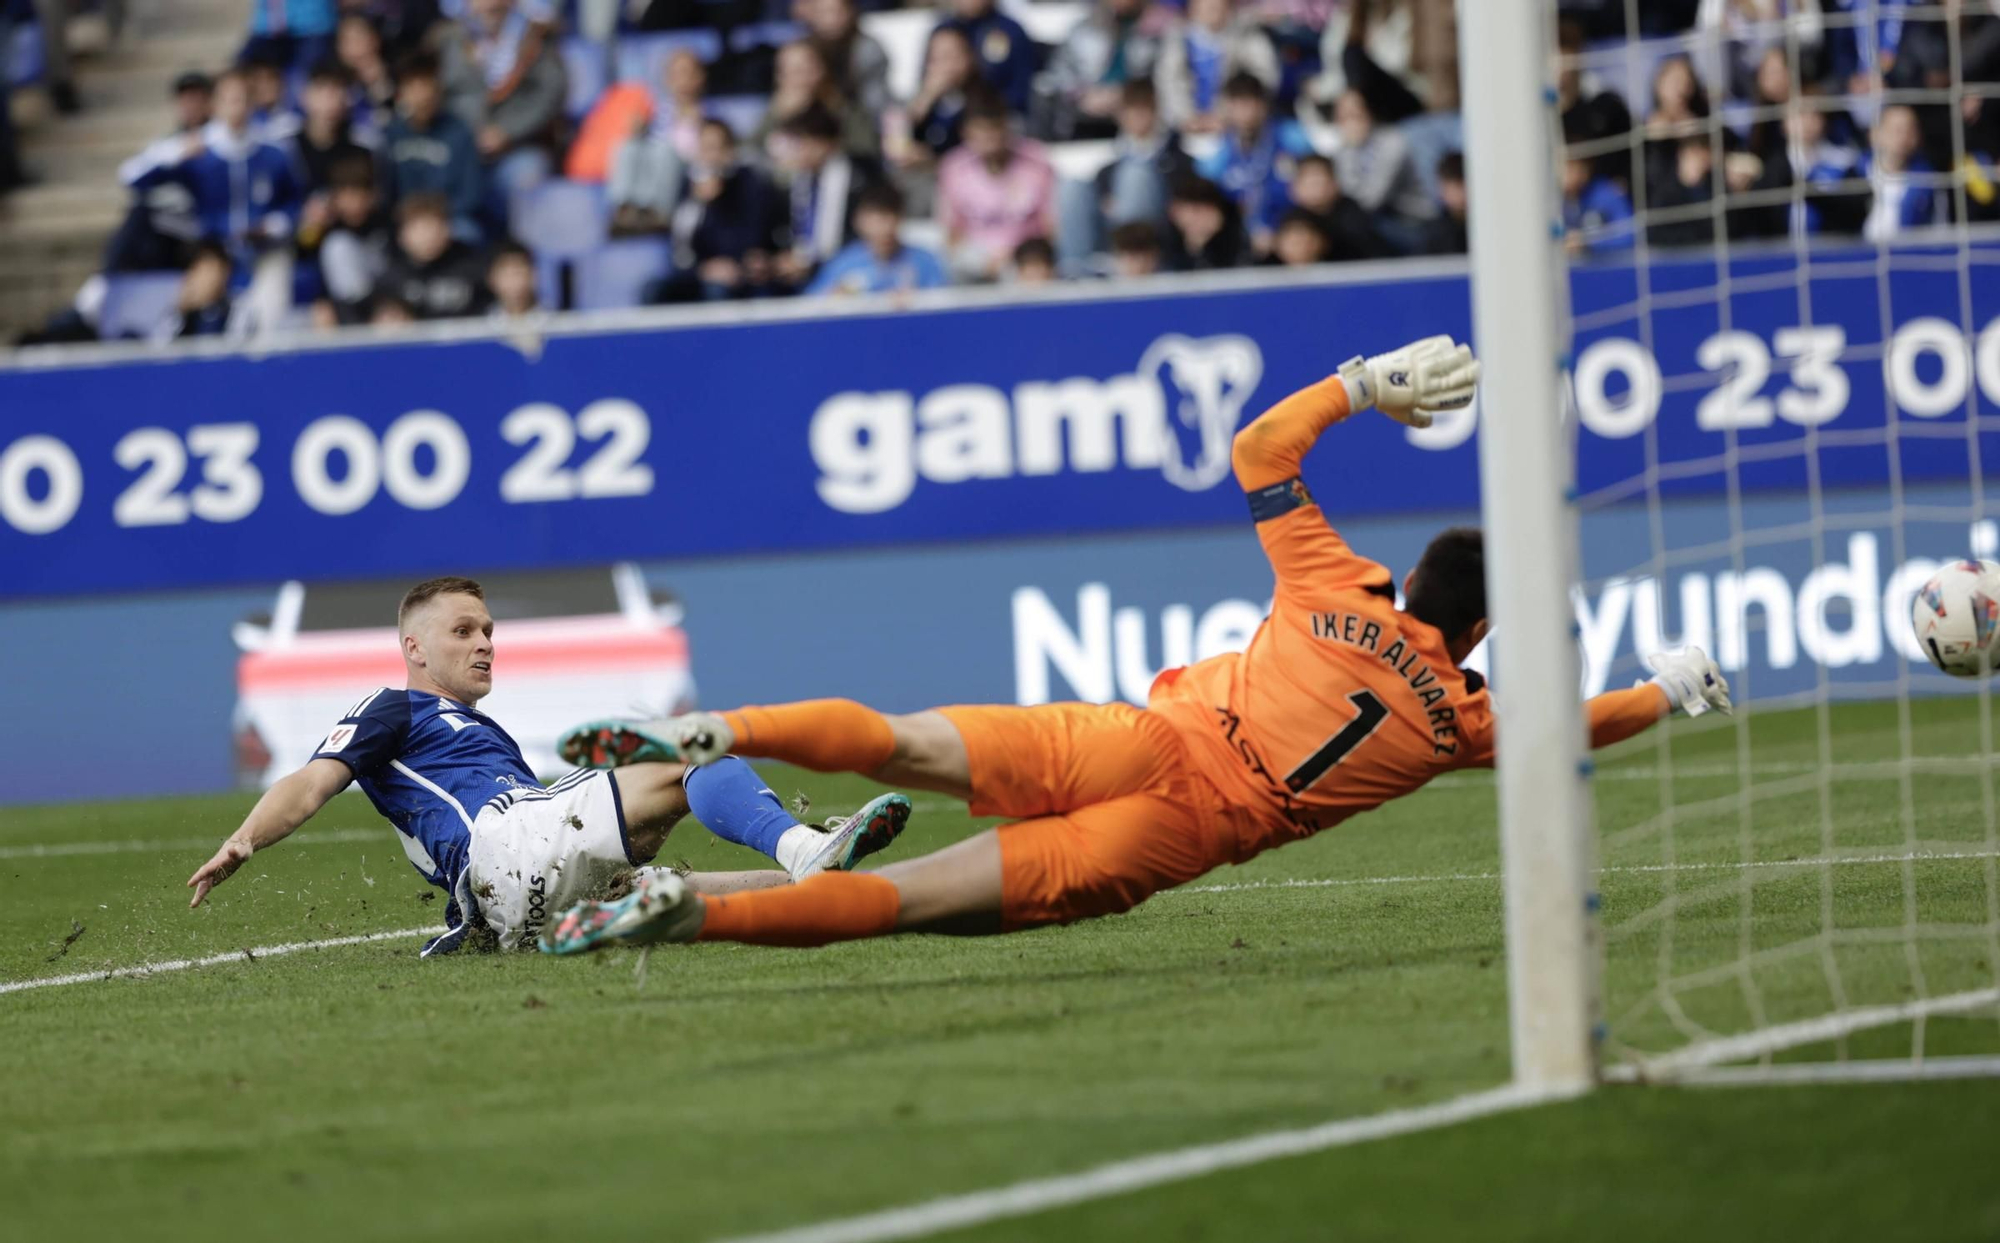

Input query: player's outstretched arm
[187,758,354,908]
[1230,335,1480,490]
[1584,646,1733,750]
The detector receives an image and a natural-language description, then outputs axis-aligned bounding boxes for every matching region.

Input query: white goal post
[1458,0,1604,1093]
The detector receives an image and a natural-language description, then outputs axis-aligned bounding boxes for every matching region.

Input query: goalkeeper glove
[1337,335,1480,430]
[1642,646,1733,717]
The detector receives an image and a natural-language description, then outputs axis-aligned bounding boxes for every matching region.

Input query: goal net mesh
[1552,0,2000,1078]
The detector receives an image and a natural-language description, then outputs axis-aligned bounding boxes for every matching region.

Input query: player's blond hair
[398,576,485,634]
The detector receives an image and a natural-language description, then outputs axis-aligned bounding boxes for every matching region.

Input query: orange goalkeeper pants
[936,702,1243,930]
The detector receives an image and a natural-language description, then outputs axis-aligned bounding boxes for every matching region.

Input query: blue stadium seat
[7,22,44,87]
[727,21,804,54]
[705,94,769,140]
[510,180,610,310]
[573,237,674,311]
[562,36,612,119]
[615,30,724,86]
[97,273,184,341]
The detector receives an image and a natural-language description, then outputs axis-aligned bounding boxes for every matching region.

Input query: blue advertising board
[3,246,1998,601]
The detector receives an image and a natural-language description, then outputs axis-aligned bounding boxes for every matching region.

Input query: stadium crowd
[10,0,2000,343]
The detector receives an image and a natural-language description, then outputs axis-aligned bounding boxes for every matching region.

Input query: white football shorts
[465,769,639,950]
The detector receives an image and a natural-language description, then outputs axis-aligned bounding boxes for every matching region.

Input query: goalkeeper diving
[541,335,1733,953]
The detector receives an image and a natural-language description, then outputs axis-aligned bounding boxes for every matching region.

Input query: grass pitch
[5,700,1999,1241]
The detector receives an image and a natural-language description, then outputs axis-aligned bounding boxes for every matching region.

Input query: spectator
[653,119,783,302]
[486,238,540,319]
[1556,18,1632,184]
[1643,54,1710,197]
[375,191,492,318]
[938,98,1056,280]
[755,41,878,163]
[1011,236,1057,283]
[439,0,567,210]
[243,48,302,143]
[1109,219,1164,277]
[885,27,983,181]
[807,183,950,296]
[103,73,214,272]
[775,105,881,289]
[1561,145,1634,253]
[382,52,485,241]
[336,12,399,133]
[1864,103,1942,241]
[934,0,1037,115]
[1156,0,1278,135]
[243,0,339,73]
[1416,150,1467,255]
[1038,0,1165,141]
[1784,95,1867,235]
[170,242,237,340]
[29,0,80,115]
[1164,174,1247,269]
[1285,152,1392,260]
[604,51,708,231]
[313,154,393,324]
[347,0,443,56]
[1698,0,1824,102]
[798,0,891,120]
[122,69,304,284]
[370,292,417,325]
[1196,72,1313,251]
[1056,78,1194,274]
[297,64,377,199]
[1646,135,1718,248]
[1330,87,1432,242]
[1264,208,1330,267]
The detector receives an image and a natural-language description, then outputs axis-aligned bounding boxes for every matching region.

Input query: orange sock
[721,699,897,774]
[696,873,901,947]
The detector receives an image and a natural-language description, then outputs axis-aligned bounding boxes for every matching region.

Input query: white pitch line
[1164,847,2000,898]
[0,828,382,861]
[707,1082,1567,1243]
[0,925,444,995]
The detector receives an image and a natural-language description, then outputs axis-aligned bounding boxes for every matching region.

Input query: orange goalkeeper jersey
[1149,373,1665,862]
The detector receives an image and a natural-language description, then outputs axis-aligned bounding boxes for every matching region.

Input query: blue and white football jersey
[315,687,541,949]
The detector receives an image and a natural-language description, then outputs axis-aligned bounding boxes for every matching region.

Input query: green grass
[3,699,1998,1241]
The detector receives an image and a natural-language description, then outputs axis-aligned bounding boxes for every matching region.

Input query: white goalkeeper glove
[1642,646,1733,717]
[1337,334,1480,430]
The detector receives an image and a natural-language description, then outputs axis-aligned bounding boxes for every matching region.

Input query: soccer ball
[1911,559,2000,678]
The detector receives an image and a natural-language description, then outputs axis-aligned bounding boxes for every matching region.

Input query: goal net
[1540,1,2000,1083]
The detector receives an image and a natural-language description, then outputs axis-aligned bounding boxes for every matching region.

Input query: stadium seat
[1046,139,1117,184]
[573,237,674,311]
[862,9,932,104]
[512,180,611,310]
[1003,0,1088,48]
[727,21,804,54]
[562,37,613,119]
[96,273,183,341]
[706,93,769,139]
[7,22,43,87]
[615,30,724,86]
[512,180,610,260]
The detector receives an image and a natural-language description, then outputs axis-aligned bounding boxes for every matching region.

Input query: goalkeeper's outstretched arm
[1230,335,1481,491]
[186,758,353,908]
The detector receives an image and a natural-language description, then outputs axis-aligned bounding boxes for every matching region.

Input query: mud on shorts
[464,769,639,950]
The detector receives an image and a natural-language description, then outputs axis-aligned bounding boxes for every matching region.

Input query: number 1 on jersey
[1285,690,1390,793]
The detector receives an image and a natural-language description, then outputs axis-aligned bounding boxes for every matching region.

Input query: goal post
[1458,0,1604,1093]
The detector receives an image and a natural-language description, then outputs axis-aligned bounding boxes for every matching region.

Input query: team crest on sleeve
[321,724,357,754]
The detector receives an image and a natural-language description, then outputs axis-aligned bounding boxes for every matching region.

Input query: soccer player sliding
[184,577,910,953]
[543,335,1734,955]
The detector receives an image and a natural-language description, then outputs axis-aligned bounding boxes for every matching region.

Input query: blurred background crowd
[2,0,1998,345]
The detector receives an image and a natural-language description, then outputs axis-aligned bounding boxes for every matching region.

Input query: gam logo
[810,334,1264,514]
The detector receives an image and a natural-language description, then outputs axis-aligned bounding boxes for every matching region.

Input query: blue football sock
[683,756,800,861]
